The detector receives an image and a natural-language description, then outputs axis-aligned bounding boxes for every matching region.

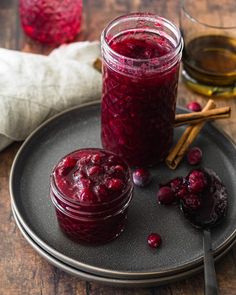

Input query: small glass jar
[19,0,83,45]
[50,148,133,244]
[101,13,183,167]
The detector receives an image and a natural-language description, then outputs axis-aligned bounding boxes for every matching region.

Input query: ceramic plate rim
[12,206,236,287]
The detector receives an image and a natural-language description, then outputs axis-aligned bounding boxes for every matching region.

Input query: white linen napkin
[0,41,102,151]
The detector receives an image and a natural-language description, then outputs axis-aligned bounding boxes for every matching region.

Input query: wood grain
[1,1,236,294]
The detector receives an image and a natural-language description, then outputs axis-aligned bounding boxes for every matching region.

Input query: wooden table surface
[1,1,236,294]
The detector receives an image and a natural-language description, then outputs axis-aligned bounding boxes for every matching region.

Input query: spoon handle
[203,229,219,295]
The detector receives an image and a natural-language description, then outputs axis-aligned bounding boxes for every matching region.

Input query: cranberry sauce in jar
[50,148,133,245]
[101,13,183,166]
[19,0,82,45]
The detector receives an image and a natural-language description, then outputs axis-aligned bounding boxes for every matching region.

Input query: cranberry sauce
[101,19,182,167]
[19,0,82,44]
[157,169,228,229]
[181,169,228,229]
[50,148,133,244]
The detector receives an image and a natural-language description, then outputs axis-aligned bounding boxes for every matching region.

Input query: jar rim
[51,148,133,207]
[101,12,183,65]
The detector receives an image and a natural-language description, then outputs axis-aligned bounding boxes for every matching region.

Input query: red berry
[147,233,162,249]
[176,185,189,199]
[169,177,183,193]
[157,186,175,205]
[186,101,202,112]
[188,170,207,193]
[187,147,202,165]
[132,168,151,187]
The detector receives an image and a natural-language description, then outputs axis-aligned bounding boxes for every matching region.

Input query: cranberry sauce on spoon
[157,168,228,293]
[180,168,228,229]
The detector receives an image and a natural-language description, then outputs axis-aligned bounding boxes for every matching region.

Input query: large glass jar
[101,13,183,167]
[19,0,83,45]
[50,148,133,245]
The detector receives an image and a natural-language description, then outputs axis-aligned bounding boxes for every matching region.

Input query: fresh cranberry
[183,194,202,210]
[132,168,151,187]
[188,170,207,193]
[187,147,202,165]
[147,233,162,249]
[168,177,187,199]
[186,101,202,112]
[157,186,175,205]
[177,185,189,200]
[169,177,183,192]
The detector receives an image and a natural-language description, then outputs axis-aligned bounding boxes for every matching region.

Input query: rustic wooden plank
[88,283,172,295]
[1,0,236,295]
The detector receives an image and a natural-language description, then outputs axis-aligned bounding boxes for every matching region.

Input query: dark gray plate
[12,207,236,287]
[10,101,236,279]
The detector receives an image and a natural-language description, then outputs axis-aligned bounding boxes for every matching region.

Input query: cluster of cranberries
[157,168,227,228]
[157,169,207,209]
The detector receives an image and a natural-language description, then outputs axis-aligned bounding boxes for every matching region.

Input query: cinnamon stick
[93,58,102,72]
[174,106,231,127]
[166,99,216,170]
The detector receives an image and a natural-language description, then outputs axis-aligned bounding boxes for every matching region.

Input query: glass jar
[19,0,83,45]
[50,148,133,244]
[101,13,183,167]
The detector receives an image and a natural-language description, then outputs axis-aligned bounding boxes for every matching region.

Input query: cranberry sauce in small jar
[101,13,183,166]
[19,0,83,45]
[50,148,133,245]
